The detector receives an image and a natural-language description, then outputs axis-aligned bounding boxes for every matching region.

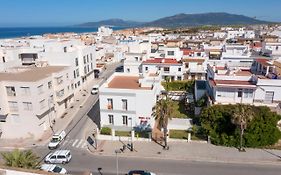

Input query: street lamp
[128,117,133,151]
[115,149,121,175]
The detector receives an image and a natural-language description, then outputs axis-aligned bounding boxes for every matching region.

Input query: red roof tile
[210,79,256,89]
[143,58,180,65]
[256,58,271,66]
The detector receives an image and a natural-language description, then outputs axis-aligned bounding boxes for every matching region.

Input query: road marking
[76,139,84,148]
[72,139,79,147]
[81,141,87,149]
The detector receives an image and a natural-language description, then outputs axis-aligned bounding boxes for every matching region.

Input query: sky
[0,0,280,27]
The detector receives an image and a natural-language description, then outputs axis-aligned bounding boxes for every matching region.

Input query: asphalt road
[33,147,281,175]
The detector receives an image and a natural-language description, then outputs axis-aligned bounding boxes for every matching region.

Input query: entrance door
[264,91,274,103]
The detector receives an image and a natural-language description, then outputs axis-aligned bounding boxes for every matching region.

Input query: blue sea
[0,27,125,39]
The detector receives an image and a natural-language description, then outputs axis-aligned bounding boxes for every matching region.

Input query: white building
[99,73,162,130]
[141,58,184,81]
[0,65,74,139]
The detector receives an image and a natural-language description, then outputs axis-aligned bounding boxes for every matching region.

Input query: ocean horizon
[0,26,126,39]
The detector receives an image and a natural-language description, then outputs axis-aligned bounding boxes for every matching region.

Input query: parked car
[45,150,72,164]
[91,85,99,95]
[40,164,67,174]
[48,130,66,149]
[127,170,156,175]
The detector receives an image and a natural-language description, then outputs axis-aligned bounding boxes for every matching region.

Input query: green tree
[231,104,254,151]
[1,149,39,169]
[152,97,177,149]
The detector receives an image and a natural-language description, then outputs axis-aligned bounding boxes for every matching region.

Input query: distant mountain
[77,13,273,28]
[143,12,272,27]
[77,19,144,27]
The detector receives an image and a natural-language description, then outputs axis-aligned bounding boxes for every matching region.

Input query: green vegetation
[100,127,111,135]
[173,100,194,118]
[169,130,188,139]
[200,105,281,148]
[115,131,131,137]
[153,98,177,149]
[1,149,39,169]
[162,80,194,92]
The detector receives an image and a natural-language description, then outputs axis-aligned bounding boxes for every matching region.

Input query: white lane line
[72,139,79,147]
[76,139,84,148]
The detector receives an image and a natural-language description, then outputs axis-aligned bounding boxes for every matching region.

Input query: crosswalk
[61,139,88,149]
[44,139,88,150]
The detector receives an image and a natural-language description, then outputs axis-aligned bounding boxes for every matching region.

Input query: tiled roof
[143,58,180,65]
[108,76,151,90]
[256,58,271,66]
[210,79,256,89]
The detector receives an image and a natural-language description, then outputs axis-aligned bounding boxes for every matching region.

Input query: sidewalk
[89,139,281,165]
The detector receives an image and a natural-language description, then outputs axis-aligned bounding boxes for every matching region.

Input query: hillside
[77,19,144,27]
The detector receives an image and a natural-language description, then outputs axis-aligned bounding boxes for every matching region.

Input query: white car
[48,130,66,149]
[91,85,99,95]
[45,150,72,164]
[41,164,67,174]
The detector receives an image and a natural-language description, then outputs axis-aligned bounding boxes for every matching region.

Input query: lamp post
[115,149,121,175]
[128,117,133,151]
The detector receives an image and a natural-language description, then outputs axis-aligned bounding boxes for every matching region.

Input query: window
[63,47,67,53]
[73,70,76,79]
[91,63,93,70]
[107,98,113,109]
[145,67,148,71]
[75,58,79,66]
[135,57,138,61]
[178,67,181,72]
[21,87,30,96]
[164,67,170,72]
[244,89,253,98]
[109,115,114,124]
[8,101,18,112]
[56,76,63,85]
[77,81,80,86]
[37,84,44,94]
[122,115,128,125]
[87,55,89,63]
[39,99,46,109]
[122,99,128,111]
[238,89,243,98]
[6,86,16,96]
[48,81,52,89]
[90,53,93,61]
[23,102,32,111]
[84,66,87,74]
[83,56,86,64]
[76,69,80,77]
[167,51,174,56]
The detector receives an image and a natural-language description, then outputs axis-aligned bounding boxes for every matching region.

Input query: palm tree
[1,149,39,169]
[152,97,176,149]
[231,104,254,151]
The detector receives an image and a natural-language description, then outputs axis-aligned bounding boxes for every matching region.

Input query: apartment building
[0,65,73,139]
[99,73,162,130]
[141,58,184,81]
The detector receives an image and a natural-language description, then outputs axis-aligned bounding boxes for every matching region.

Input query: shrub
[169,130,188,139]
[162,80,194,92]
[200,105,281,148]
[100,127,111,135]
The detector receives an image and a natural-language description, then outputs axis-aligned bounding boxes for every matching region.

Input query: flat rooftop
[107,76,151,90]
[0,66,67,82]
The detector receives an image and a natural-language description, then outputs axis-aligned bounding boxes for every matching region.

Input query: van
[91,85,99,95]
[48,130,66,149]
[45,150,72,164]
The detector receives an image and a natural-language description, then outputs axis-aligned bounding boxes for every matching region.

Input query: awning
[0,114,7,122]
